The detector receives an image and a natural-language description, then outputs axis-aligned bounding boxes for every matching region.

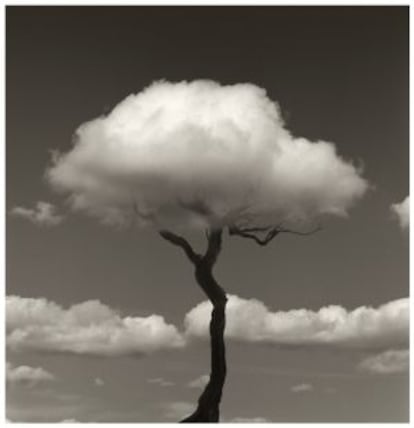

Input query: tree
[47,80,368,422]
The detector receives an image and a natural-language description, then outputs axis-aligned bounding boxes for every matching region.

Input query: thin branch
[159,230,201,265]
[277,225,322,236]
[229,226,280,246]
[229,224,321,246]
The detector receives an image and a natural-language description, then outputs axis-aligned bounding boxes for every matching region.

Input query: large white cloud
[6,362,55,386]
[184,295,408,349]
[358,349,409,374]
[47,80,368,229]
[6,296,184,357]
[391,196,409,230]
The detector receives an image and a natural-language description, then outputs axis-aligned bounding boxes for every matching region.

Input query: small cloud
[163,401,195,420]
[187,374,209,389]
[94,377,104,387]
[10,201,64,226]
[6,362,55,387]
[147,377,174,387]
[391,196,409,230]
[290,383,313,393]
[226,417,271,423]
[358,349,409,374]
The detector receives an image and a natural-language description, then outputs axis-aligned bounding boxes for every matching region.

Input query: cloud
[47,80,368,229]
[163,401,194,420]
[6,296,184,357]
[226,417,271,423]
[94,377,104,387]
[7,294,408,360]
[184,295,408,350]
[290,383,314,393]
[6,362,55,387]
[187,374,209,389]
[391,196,409,230]
[358,349,409,374]
[147,377,174,387]
[10,201,63,226]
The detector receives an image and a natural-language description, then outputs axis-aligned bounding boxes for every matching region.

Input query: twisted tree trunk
[181,262,227,422]
[159,229,227,423]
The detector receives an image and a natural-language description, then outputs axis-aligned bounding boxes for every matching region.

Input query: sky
[6,6,409,423]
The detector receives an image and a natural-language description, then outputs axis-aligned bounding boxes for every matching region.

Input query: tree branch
[278,225,322,236]
[228,224,321,246]
[159,230,201,265]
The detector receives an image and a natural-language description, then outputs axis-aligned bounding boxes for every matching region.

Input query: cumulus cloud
[6,296,184,357]
[391,196,409,230]
[290,383,314,393]
[47,80,368,229]
[358,349,409,374]
[8,294,407,359]
[184,295,408,350]
[6,362,55,387]
[10,201,64,226]
[187,374,209,389]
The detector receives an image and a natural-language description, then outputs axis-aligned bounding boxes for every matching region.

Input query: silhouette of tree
[159,222,318,422]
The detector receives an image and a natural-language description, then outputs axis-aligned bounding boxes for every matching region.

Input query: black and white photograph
[5,4,409,423]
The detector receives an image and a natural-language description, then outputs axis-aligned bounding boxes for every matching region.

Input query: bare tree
[157,220,319,422]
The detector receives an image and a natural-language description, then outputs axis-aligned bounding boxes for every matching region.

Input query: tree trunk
[181,262,227,423]
[159,229,226,423]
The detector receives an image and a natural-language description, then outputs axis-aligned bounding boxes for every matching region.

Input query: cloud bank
[10,201,63,226]
[7,294,407,357]
[6,362,55,386]
[184,295,408,350]
[47,80,368,229]
[391,196,409,230]
[6,296,184,357]
[358,349,409,374]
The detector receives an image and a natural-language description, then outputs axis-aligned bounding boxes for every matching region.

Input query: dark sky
[6,6,409,423]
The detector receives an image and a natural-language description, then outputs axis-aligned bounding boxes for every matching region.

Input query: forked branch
[159,230,201,264]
